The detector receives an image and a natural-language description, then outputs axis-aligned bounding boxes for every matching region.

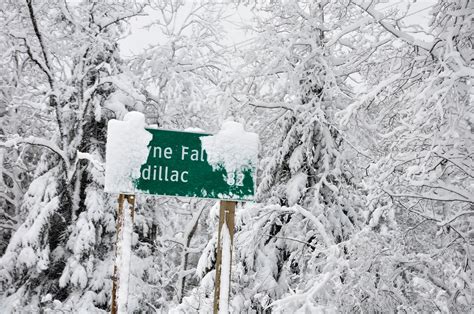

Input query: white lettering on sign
[164,147,172,159]
[181,146,188,160]
[144,144,248,189]
[141,165,189,183]
[181,146,206,162]
[190,149,199,161]
[152,146,174,159]
[226,172,245,186]
[181,171,188,182]
[236,172,244,186]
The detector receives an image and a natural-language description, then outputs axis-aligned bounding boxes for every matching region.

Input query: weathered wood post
[213,200,236,313]
[111,194,135,314]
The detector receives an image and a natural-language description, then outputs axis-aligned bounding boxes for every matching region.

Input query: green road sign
[134,128,255,201]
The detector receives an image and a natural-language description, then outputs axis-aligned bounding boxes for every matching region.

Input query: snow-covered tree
[179,1,368,312]
[0,0,146,311]
[337,0,473,311]
[130,0,227,131]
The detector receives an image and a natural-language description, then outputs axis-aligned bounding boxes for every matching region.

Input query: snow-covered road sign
[104,113,257,201]
[135,128,256,201]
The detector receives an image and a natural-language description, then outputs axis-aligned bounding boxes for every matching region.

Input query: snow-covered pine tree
[183,1,367,312]
[0,1,146,311]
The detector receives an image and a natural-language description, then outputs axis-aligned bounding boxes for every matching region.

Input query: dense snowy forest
[0,0,472,312]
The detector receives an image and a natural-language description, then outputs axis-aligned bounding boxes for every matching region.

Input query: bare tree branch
[25,0,53,88]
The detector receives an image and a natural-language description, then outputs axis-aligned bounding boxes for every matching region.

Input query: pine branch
[1,136,69,168]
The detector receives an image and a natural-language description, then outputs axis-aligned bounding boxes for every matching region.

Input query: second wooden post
[213,200,236,314]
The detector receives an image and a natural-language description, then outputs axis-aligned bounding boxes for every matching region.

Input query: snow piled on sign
[104,112,152,193]
[184,127,205,133]
[200,121,258,174]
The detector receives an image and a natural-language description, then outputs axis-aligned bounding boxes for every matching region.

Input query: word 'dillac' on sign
[104,112,258,201]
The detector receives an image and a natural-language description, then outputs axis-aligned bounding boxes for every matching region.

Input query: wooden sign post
[213,201,236,314]
[111,194,135,314]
